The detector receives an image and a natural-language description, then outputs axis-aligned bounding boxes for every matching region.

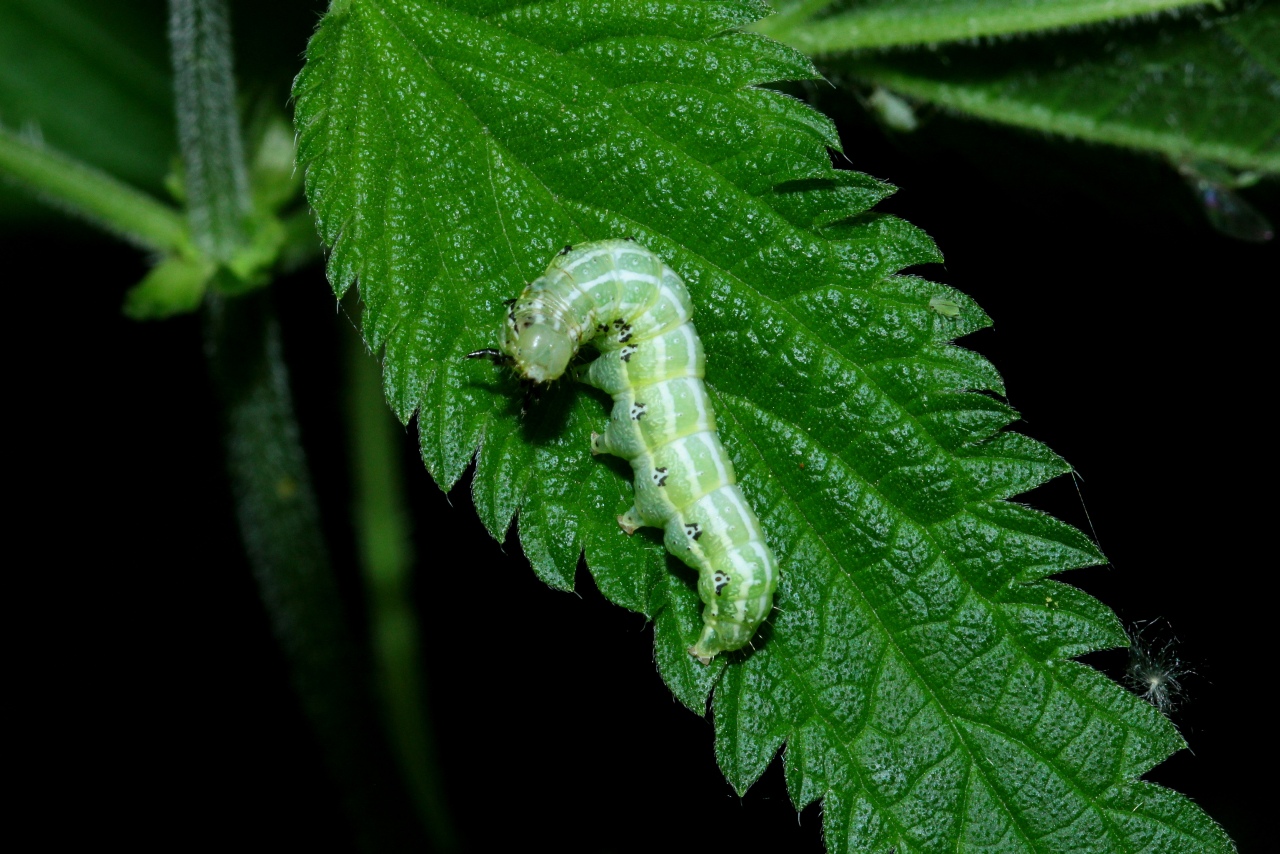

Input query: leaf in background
[0,0,174,219]
[295,0,1234,850]
[827,2,1280,176]
[0,0,323,224]
[755,0,1209,55]
[123,253,214,319]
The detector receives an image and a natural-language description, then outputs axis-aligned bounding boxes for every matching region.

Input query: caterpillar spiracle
[469,239,779,663]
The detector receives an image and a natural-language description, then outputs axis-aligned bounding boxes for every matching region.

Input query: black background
[7,14,1275,853]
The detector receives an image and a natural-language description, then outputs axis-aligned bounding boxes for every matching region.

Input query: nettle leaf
[827,2,1280,175]
[294,1,1233,850]
[754,0,1210,55]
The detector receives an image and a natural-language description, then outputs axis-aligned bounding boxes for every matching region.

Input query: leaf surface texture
[294,1,1234,850]
[755,0,1210,54]
[830,1,1280,174]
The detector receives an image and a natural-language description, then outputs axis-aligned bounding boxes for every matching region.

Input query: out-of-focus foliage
[0,0,172,218]
[757,0,1210,53]
[826,2,1280,176]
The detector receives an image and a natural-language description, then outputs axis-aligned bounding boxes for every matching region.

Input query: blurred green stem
[168,0,250,260]
[206,293,424,853]
[0,127,185,252]
[346,332,457,852]
[178,3,425,849]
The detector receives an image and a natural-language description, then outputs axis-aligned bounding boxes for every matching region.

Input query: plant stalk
[205,292,426,853]
[168,0,251,260]
[0,127,185,253]
[175,3,426,847]
[346,332,458,851]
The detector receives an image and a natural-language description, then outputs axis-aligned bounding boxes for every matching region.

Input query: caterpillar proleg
[470,239,779,663]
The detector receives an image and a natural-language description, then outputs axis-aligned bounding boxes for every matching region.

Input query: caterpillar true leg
[476,239,779,663]
[617,506,644,535]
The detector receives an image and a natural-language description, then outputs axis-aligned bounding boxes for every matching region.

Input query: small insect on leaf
[928,295,962,318]
[1176,159,1274,243]
[866,86,919,133]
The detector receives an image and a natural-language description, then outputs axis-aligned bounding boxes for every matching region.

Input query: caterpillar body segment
[486,239,779,663]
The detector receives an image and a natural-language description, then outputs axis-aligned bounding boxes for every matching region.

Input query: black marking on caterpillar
[713,570,730,596]
[476,239,779,663]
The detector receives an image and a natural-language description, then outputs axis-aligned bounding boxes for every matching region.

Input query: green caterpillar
[470,239,779,663]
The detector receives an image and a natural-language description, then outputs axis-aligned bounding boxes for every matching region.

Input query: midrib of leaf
[754,0,1211,55]
[294,2,1233,851]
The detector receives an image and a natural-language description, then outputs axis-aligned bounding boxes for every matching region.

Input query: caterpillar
[469,239,779,663]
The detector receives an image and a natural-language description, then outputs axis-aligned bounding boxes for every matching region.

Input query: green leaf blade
[295,1,1232,851]
[492,0,772,49]
[756,0,1212,55]
[835,3,1280,175]
[1101,782,1238,854]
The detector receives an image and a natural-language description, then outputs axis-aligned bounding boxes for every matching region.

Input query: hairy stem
[0,127,185,252]
[205,292,426,853]
[168,0,251,260]
[346,331,457,851]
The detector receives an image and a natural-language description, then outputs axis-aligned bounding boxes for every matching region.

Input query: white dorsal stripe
[571,269,662,296]
[560,247,612,275]
[496,240,777,661]
[671,436,700,503]
[656,380,676,442]
[690,381,711,432]
[699,431,731,488]
[648,329,668,380]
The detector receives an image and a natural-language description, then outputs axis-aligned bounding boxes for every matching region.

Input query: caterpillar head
[499,304,575,384]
